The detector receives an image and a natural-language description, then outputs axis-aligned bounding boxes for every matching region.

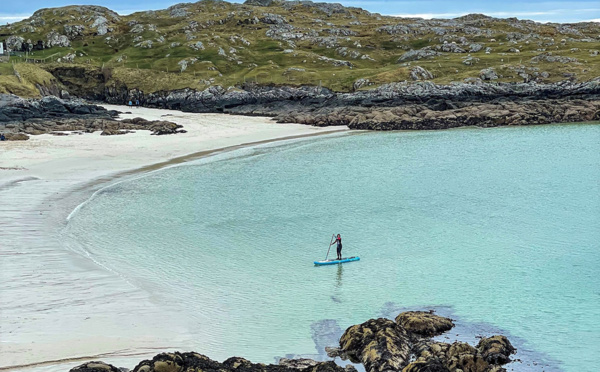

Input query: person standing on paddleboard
[330,234,342,260]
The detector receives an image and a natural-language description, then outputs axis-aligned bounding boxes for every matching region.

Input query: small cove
[63,123,600,372]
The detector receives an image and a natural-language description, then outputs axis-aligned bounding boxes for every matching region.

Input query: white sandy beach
[0,105,348,371]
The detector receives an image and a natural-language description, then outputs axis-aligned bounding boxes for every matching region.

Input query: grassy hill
[0,0,599,97]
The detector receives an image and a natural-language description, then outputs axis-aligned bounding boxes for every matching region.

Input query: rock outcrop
[84,79,600,131]
[129,352,348,372]
[409,67,434,81]
[0,95,184,139]
[65,310,516,372]
[395,311,454,337]
[69,361,122,372]
[327,311,515,372]
[337,318,411,372]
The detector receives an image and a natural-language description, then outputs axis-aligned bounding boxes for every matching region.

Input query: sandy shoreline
[0,106,348,371]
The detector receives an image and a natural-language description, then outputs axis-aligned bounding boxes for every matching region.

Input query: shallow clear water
[64,124,600,371]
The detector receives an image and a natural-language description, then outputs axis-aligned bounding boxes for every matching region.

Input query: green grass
[0,1,598,94]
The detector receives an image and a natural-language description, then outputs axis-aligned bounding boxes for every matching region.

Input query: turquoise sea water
[64,124,600,372]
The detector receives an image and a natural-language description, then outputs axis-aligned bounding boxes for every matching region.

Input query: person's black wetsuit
[336,236,342,260]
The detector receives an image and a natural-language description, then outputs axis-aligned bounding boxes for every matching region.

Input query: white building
[0,43,4,55]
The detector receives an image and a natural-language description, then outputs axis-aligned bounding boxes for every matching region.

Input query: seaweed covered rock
[70,361,122,372]
[476,335,516,365]
[407,337,515,372]
[337,318,411,372]
[402,358,450,372]
[132,352,220,372]
[395,311,454,337]
[131,352,349,372]
[446,342,488,372]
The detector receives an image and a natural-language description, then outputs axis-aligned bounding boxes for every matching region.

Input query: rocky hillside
[0,0,599,95]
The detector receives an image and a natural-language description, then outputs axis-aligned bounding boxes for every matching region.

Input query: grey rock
[410,66,434,81]
[97,24,109,36]
[190,41,205,50]
[46,31,71,48]
[64,25,85,39]
[6,36,25,51]
[480,68,498,80]
[244,0,274,5]
[260,13,287,25]
[377,24,411,35]
[136,40,153,49]
[57,53,76,63]
[130,24,144,33]
[169,5,189,18]
[397,48,441,62]
[437,43,466,53]
[20,25,36,33]
[318,55,352,67]
[531,52,578,63]
[469,43,483,53]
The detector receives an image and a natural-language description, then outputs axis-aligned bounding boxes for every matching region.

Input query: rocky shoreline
[0,95,184,140]
[67,311,516,372]
[98,79,600,130]
[1,79,599,140]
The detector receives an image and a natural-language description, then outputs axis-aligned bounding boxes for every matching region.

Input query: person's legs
[337,246,341,260]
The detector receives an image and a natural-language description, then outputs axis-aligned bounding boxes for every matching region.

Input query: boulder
[64,25,85,39]
[46,31,71,48]
[410,67,434,81]
[6,35,25,51]
[353,78,370,91]
[245,0,274,5]
[57,53,76,63]
[4,133,30,141]
[279,358,320,369]
[469,43,483,53]
[169,5,189,18]
[437,43,466,53]
[444,342,489,372]
[476,335,515,365]
[531,52,578,63]
[336,318,411,372]
[397,48,441,62]
[402,359,450,372]
[130,24,144,33]
[479,68,498,80]
[131,352,348,372]
[395,311,454,337]
[190,41,205,50]
[70,361,121,372]
[260,13,287,25]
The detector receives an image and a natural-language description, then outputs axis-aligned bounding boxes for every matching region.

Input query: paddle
[325,234,335,260]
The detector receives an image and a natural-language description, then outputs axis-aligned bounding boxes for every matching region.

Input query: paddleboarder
[330,234,342,260]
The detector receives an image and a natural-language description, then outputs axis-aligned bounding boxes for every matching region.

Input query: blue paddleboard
[314,256,360,266]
